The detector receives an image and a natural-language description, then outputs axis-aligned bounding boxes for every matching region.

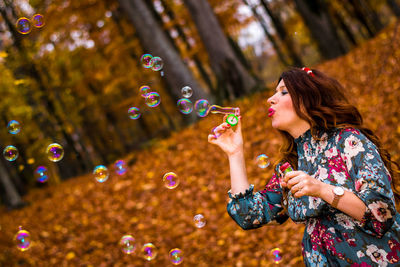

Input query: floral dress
[227,128,400,266]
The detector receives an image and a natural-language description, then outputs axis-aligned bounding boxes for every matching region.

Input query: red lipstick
[268,108,275,117]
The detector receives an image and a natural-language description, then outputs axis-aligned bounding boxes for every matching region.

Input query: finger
[290,181,304,194]
[283,171,303,183]
[208,134,217,143]
[287,176,303,189]
[234,116,242,133]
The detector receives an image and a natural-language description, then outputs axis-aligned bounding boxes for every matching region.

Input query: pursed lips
[268,108,275,117]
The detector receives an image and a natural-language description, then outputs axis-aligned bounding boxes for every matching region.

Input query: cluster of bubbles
[271,248,283,264]
[14,227,31,251]
[256,154,270,169]
[140,54,164,72]
[16,14,45,35]
[177,86,194,115]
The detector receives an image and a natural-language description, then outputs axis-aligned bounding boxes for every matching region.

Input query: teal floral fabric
[227,128,400,266]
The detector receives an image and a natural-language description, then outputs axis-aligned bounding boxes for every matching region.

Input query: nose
[267,95,276,105]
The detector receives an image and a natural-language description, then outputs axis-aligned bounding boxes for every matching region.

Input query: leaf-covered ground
[1,21,400,266]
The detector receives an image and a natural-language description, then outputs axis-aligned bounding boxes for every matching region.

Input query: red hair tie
[302,67,315,77]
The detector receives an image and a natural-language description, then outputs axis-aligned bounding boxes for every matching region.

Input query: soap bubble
[46,143,64,162]
[141,54,154,68]
[31,14,45,28]
[7,120,21,134]
[194,99,210,117]
[177,99,193,114]
[3,145,18,161]
[169,248,184,265]
[141,243,157,261]
[93,165,109,183]
[256,154,270,169]
[16,17,31,34]
[128,107,141,120]
[14,227,31,251]
[181,86,193,98]
[119,235,136,254]
[150,57,163,71]
[163,172,179,189]
[114,160,127,175]
[139,85,151,97]
[193,214,206,228]
[145,92,161,107]
[270,248,282,264]
[35,166,49,183]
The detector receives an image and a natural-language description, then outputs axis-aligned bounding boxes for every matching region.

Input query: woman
[208,67,400,266]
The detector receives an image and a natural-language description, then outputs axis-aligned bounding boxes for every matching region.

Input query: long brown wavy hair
[275,67,400,204]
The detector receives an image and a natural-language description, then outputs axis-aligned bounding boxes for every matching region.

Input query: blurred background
[0,0,400,266]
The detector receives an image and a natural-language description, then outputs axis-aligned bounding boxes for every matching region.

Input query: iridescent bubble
[139,85,151,97]
[181,86,193,98]
[3,145,18,161]
[16,17,31,34]
[119,235,136,254]
[163,172,179,189]
[141,243,157,261]
[114,160,127,175]
[128,107,141,120]
[169,248,184,265]
[271,248,282,264]
[256,154,270,169]
[145,92,161,107]
[177,99,193,114]
[14,227,31,251]
[46,143,64,162]
[93,165,109,183]
[31,14,45,28]
[194,99,210,117]
[140,54,154,68]
[193,214,206,228]
[35,166,48,183]
[150,57,163,71]
[7,120,21,134]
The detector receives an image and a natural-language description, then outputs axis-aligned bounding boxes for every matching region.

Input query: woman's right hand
[208,115,244,156]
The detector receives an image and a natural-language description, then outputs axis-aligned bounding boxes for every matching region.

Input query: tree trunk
[183,0,257,101]
[294,0,347,60]
[259,0,303,67]
[329,5,358,47]
[0,158,25,208]
[387,0,400,17]
[118,0,211,123]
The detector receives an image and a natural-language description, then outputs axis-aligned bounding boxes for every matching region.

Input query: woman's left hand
[280,171,324,198]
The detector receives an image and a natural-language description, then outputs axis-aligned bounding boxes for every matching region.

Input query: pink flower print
[366,244,389,267]
[387,239,400,263]
[369,201,393,222]
[336,213,355,229]
[343,135,365,158]
[355,178,367,192]
[351,263,372,267]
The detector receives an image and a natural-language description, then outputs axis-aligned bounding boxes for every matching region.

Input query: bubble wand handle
[208,105,240,126]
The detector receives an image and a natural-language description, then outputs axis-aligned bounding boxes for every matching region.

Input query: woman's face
[267,79,309,136]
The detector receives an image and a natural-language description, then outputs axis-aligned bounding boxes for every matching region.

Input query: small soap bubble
[7,120,21,134]
[169,248,184,265]
[3,145,18,161]
[163,172,179,189]
[128,107,141,120]
[14,227,31,251]
[256,154,270,169]
[181,86,193,98]
[119,235,136,254]
[114,160,127,175]
[150,57,163,71]
[31,14,45,28]
[35,166,49,183]
[141,54,154,68]
[46,143,64,162]
[193,214,206,228]
[139,85,151,97]
[145,92,161,107]
[141,243,157,261]
[270,248,282,264]
[177,99,193,114]
[194,99,210,117]
[93,165,109,183]
[16,17,31,34]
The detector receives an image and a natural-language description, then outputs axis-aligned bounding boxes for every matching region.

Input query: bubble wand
[208,105,240,126]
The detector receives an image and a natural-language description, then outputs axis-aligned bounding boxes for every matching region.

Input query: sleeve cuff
[228,184,254,199]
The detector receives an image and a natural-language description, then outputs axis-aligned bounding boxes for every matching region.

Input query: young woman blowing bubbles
[208,67,400,266]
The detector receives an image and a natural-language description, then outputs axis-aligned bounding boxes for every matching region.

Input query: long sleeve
[338,128,397,238]
[226,170,286,230]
